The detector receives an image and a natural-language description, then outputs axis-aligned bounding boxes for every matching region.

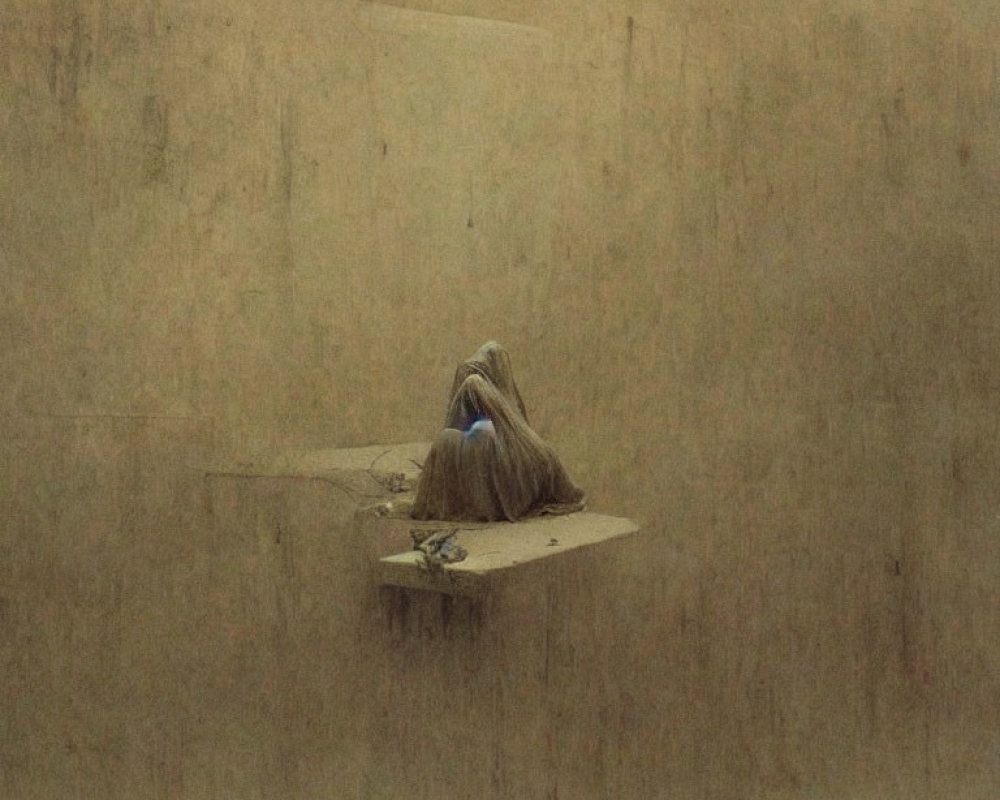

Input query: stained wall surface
[2,1,999,798]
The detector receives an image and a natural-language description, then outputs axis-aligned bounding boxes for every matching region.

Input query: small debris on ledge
[412,528,468,571]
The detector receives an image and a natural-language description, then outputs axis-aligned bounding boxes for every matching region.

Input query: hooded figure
[412,341,585,522]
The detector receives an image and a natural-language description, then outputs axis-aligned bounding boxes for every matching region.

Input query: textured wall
[2,0,999,797]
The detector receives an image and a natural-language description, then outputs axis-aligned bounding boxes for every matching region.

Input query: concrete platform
[378,512,640,597]
[206,441,429,498]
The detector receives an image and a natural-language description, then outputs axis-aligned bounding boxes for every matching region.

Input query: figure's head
[449,341,528,424]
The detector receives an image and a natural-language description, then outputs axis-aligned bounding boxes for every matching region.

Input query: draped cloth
[411,341,586,522]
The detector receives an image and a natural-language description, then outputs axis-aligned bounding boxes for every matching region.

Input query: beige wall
[2,1,999,797]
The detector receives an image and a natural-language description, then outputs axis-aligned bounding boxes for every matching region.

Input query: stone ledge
[205,442,430,498]
[379,513,639,597]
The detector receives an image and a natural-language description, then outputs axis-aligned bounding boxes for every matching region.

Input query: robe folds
[412,341,586,522]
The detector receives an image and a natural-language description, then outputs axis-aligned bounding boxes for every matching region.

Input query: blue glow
[463,417,496,440]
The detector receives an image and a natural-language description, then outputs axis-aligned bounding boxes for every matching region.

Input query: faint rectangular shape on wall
[360,0,563,309]
[359,3,553,52]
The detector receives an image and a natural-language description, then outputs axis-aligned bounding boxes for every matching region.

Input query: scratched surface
[1,0,999,797]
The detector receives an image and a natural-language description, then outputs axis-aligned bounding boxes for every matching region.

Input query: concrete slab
[206,442,430,500]
[379,512,640,597]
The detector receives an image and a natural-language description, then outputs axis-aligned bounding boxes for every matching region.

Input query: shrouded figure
[412,341,585,522]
